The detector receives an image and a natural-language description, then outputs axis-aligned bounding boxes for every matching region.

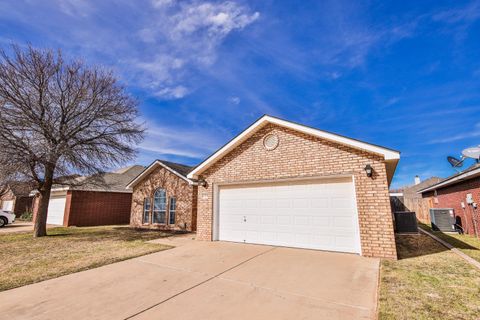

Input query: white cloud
[151,0,175,8]
[432,1,480,24]
[139,120,225,159]
[429,122,480,143]
[154,85,189,99]
[228,96,241,105]
[128,1,260,99]
[55,0,94,17]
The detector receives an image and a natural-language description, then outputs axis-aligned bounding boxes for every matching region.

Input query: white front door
[217,177,361,254]
[47,196,67,225]
[2,200,14,212]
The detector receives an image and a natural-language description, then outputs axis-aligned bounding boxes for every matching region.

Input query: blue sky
[1,0,480,188]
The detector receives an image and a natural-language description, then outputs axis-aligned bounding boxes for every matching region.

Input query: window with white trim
[153,189,166,224]
[143,198,151,224]
[169,197,176,225]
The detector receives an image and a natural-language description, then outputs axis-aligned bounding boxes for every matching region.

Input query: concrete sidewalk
[0,241,380,320]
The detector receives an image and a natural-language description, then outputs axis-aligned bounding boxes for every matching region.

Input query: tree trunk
[33,165,55,237]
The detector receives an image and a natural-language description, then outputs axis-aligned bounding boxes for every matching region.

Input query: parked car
[0,210,15,227]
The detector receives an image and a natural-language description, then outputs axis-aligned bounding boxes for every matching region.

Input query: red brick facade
[196,124,397,259]
[130,165,197,232]
[0,187,34,217]
[33,190,132,227]
[423,178,480,236]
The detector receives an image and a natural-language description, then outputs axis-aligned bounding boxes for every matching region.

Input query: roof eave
[188,115,400,179]
[126,160,196,189]
[418,167,480,194]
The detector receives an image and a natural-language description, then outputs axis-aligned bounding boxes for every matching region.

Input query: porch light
[364,164,373,177]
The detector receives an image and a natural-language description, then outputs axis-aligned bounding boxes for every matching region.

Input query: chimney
[414,175,421,185]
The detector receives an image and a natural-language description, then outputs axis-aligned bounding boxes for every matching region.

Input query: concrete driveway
[0,221,33,233]
[0,240,380,320]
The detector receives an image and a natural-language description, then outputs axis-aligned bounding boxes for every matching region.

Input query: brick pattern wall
[423,178,480,236]
[130,165,196,232]
[66,191,132,227]
[196,124,397,259]
[0,188,15,211]
[0,189,33,218]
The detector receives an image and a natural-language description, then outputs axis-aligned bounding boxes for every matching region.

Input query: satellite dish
[447,156,464,168]
[462,146,480,160]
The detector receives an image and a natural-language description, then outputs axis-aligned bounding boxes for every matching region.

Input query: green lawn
[0,226,173,292]
[419,223,480,263]
[379,233,480,320]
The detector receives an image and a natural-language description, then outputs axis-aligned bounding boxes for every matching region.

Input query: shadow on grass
[418,222,479,251]
[395,233,448,260]
[42,226,189,243]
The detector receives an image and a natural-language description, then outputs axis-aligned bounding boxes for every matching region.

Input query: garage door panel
[2,200,14,211]
[46,196,66,225]
[218,178,360,254]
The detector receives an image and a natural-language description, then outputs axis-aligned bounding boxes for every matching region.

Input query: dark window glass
[143,198,151,224]
[169,197,176,225]
[153,189,166,224]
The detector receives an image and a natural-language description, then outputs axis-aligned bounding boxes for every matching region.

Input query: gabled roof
[1,181,35,197]
[418,163,480,194]
[187,115,400,184]
[50,165,146,193]
[126,160,196,189]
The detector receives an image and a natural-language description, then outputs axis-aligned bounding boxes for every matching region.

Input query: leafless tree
[0,44,144,237]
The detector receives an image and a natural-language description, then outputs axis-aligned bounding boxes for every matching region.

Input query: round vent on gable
[263,134,279,151]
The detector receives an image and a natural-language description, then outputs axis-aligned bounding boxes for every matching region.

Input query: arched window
[153,189,166,224]
[143,198,151,224]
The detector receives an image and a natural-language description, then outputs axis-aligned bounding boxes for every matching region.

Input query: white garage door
[2,200,14,212]
[217,177,361,254]
[47,196,67,225]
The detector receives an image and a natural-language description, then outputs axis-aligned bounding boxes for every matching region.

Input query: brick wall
[130,164,197,232]
[67,191,132,227]
[0,189,33,218]
[196,124,397,259]
[0,188,15,211]
[423,178,480,236]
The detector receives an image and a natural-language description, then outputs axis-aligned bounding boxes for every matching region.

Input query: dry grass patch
[379,233,480,320]
[419,224,480,263]
[0,226,174,291]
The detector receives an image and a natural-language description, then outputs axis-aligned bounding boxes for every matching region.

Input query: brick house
[186,115,400,259]
[0,182,35,217]
[32,165,144,227]
[419,164,480,236]
[127,160,197,232]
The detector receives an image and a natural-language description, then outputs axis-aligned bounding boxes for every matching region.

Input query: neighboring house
[126,160,197,232]
[0,182,34,217]
[32,165,144,227]
[186,115,400,259]
[419,164,480,236]
[390,176,442,223]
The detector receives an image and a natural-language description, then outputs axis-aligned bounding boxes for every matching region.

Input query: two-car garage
[216,177,361,254]
[189,115,400,259]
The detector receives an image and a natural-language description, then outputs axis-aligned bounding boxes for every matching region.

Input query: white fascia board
[188,115,400,179]
[126,160,195,189]
[418,167,480,194]
[389,192,404,197]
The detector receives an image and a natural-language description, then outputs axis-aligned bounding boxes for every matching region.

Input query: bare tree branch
[0,44,145,237]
